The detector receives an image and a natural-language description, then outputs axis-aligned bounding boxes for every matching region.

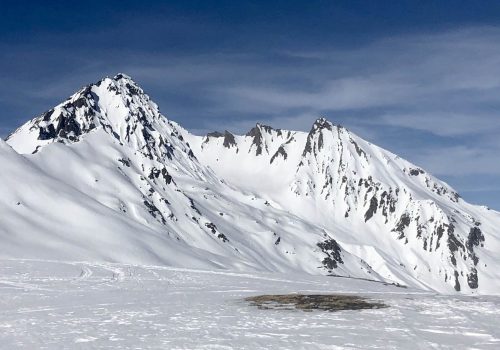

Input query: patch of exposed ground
[245,294,387,312]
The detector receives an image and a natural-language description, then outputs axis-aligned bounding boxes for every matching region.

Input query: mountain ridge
[4,73,500,294]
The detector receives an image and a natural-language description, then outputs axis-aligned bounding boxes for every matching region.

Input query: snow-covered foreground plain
[1,260,499,349]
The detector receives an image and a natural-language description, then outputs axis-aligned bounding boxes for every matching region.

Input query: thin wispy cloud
[0,4,499,208]
[412,145,500,176]
[378,112,500,137]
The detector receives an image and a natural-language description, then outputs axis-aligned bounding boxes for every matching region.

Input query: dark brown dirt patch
[245,294,387,312]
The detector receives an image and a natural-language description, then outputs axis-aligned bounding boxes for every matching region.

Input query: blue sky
[1,1,500,209]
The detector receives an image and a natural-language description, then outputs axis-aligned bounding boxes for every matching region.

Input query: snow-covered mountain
[3,74,500,294]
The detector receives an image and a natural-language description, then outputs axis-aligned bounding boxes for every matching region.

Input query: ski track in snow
[0,260,499,349]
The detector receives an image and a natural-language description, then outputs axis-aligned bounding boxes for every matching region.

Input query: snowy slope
[3,75,379,280]
[4,73,500,294]
[0,137,235,268]
[2,259,500,349]
[186,119,500,295]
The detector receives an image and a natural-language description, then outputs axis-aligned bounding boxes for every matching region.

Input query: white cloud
[412,145,500,176]
[2,25,500,206]
[378,112,500,137]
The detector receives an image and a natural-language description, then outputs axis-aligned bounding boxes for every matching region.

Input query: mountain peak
[246,123,279,137]
[312,117,334,131]
[7,73,208,183]
[109,73,145,95]
[113,72,134,81]
[245,123,284,156]
[204,130,237,149]
[6,73,165,155]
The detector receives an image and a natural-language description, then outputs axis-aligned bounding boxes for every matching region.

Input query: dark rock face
[161,168,173,184]
[467,227,485,250]
[203,131,229,149]
[302,118,335,158]
[447,226,463,267]
[364,196,378,222]
[36,86,100,143]
[422,176,461,203]
[349,138,368,160]
[441,222,485,290]
[313,118,333,131]
[118,158,131,167]
[259,124,278,134]
[143,200,167,225]
[317,239,344,271]
[246,125,264,156]
[205,222,217,234]
[318,132,324,151]
[204,222,229,242]
[454,270,461,291]
[467,268,479,289]
[379,190,397,221]
[409,168,425,176]
[392,213,411,239]
[188,198,202,215]
[270,146,287,164]
[217,233,229,242]
[245,124,280,155]
[148,167,172,185]
[222,131,236,148]
[465,226,484,287]
[42,108,54,121]
[206,131,223,138]
[38,124,57,140]
[302,135,313,157]
[39,114,86,142]
[302,120,330,157]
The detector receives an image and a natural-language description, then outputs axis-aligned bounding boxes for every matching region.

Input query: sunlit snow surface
[1,260,499,349]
